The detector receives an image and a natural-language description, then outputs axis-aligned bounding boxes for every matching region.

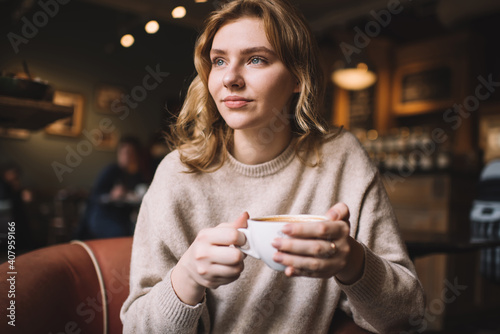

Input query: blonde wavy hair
[168,0,331,173]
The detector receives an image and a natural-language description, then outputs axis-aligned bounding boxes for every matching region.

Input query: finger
[207,246,246,265]
[217,212,249,230]
[326,202,350,224]
[272,238,338,258]
[232,212,249,229]
[282,220,349,240]
[214,225,247,247]
[197,263,244,288]
[198,227,246,247]
[207,262,244,278]
[273,252,333,274]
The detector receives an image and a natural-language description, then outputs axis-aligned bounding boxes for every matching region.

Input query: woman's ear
[293,81,301,93]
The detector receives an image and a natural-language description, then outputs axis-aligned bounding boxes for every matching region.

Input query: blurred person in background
[0,162,34,250]
[76,135,148,239]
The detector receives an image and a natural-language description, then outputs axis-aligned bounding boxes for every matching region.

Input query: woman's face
[117,143,138,169]
[208,17,299,134]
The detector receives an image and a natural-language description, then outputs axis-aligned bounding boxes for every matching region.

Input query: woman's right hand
[171,212,249,305]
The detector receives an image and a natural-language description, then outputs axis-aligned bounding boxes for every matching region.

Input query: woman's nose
[222,66,245,89]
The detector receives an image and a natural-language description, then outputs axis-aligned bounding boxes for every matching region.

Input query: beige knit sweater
[120,130,425,333]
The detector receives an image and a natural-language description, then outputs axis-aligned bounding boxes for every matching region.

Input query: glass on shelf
[357,125,454,173]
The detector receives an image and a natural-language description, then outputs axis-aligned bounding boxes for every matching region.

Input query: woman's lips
[224,100,249,108]
[223,96,252,108]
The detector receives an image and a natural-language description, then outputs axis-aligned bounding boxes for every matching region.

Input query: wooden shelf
[0,95,73,131]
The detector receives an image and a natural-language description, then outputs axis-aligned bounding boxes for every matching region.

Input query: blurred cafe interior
[1,0,500,333]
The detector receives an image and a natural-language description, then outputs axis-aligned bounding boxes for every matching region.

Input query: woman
[120,0,425,333]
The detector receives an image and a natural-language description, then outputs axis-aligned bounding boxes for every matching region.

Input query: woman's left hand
[271,202,365,284]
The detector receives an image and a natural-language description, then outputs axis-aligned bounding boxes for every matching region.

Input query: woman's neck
[232,124,292,165]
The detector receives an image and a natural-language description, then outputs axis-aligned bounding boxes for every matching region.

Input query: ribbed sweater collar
[225,141,296,177]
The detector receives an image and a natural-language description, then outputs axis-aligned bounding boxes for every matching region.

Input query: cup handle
[237,228,260,259]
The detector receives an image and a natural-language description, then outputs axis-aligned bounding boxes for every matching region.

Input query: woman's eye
[213,58,225,67]
[250,57,265,65]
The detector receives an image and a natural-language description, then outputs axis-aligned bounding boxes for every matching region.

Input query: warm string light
[145,20,159,34]
[172,6,186,19]
[120,4,191,47]
[120,34,134,48]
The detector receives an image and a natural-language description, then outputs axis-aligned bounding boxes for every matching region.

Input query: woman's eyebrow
[240,46,276,56]
[210,46,276,57]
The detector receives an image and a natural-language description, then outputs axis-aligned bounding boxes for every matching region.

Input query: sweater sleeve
[119,157,210,333]
[336,171,426,334]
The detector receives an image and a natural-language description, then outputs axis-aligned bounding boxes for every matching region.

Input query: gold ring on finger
[329,241,337,256]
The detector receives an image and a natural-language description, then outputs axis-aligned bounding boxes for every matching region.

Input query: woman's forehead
[211,17,272,51]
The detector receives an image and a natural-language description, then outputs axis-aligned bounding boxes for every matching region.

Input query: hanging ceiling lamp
[331,62,377,91]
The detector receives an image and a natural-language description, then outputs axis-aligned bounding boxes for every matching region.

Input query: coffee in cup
[238,214,328,271]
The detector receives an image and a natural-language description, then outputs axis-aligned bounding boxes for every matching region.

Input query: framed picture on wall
[95,128,120,151]
[45,91,84,137]
[392,60,462,115]
[94,84,127,115]
[0,128,30,140]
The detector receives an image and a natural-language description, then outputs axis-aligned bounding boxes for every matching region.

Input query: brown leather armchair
[0,237,372,334]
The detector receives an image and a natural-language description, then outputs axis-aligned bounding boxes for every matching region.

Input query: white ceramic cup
[238,214,329,271]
